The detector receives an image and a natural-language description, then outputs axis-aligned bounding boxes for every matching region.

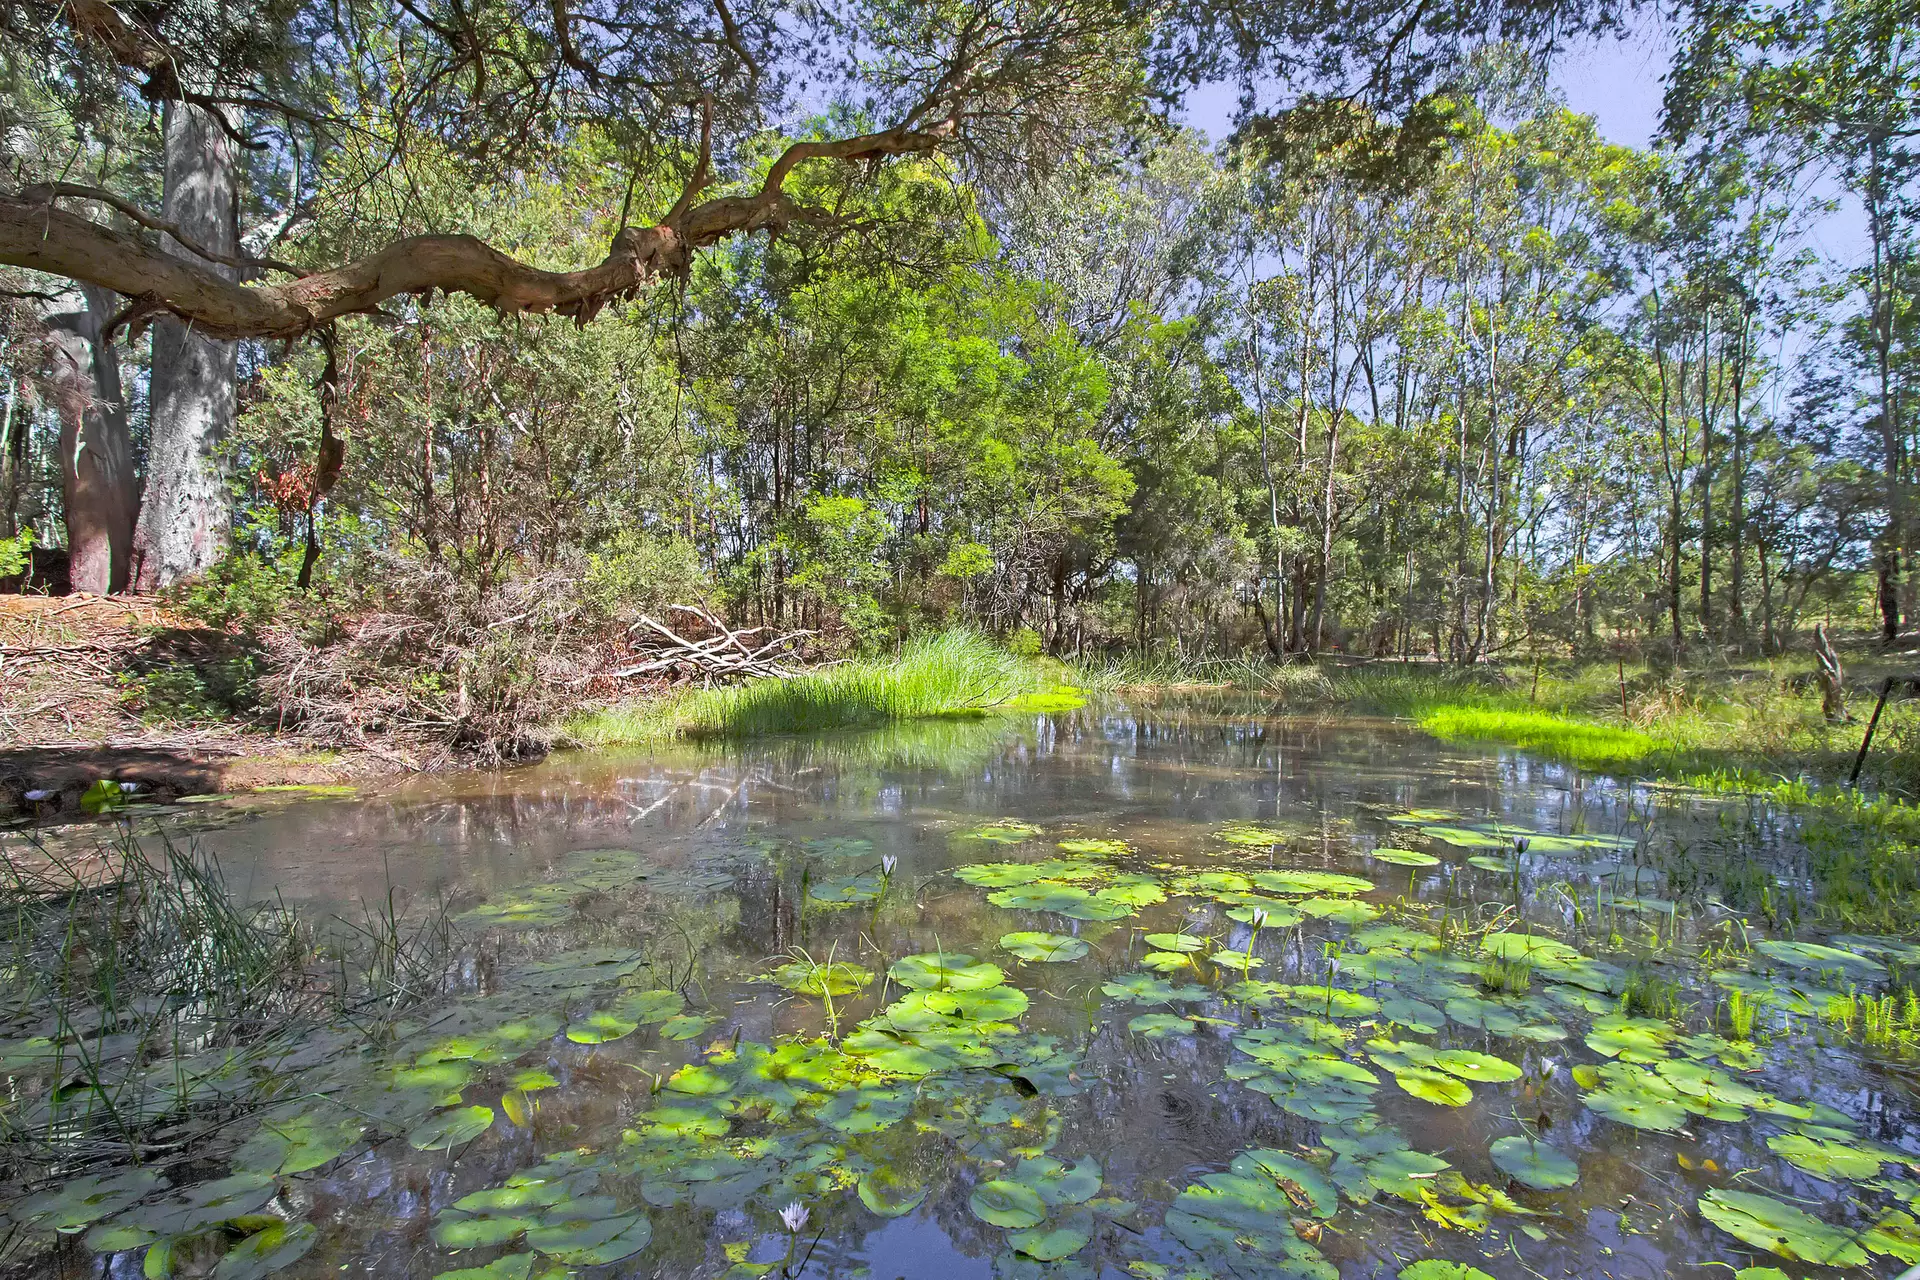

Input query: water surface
[26,697,1920,1279]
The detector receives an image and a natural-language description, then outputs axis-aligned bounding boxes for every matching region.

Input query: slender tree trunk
[1728,315,1748,650]
[1309,416,1337,651]
[131,101,239,591]
[45,285,137,593]
[1698,325,1714,646]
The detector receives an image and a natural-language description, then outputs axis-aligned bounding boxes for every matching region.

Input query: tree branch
[0,117,941,339]
[20,183,303,277]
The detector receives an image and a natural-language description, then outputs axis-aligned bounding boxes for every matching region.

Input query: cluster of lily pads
[11,803,1920,1279]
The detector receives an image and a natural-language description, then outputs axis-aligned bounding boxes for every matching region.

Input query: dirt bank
[0,594,398,815]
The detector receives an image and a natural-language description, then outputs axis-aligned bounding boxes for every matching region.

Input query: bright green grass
[565,630,1052,743]
[1416,705,1658,770]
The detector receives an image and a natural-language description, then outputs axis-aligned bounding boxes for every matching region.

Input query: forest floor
[0,594,389,816]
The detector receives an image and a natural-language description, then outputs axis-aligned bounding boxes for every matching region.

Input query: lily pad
[528,1208,652,1265]
[767,960,873,996]
[1008,1222,1092,1260]
[1754,940,1885,978]
[11,1168,164,1233]
[1057,838,1129,855]
[1218,823,1294,846]
[889,953,1004,991]
[1767,1132,1887,1181]
[858,1167,929,1217]
[999,931,1090,962]
[1392,1067,1472,1106]
[410,1105,495,1150]
[1129,1013,1197,1038]
[1698,1189,1868,1266]
[959,821,1043,843]
[211,1221,318,1280]
[1251,870,1374,896]
[970,1179,1048,1228]
[809,873,883,904]
[1489,1135,1579,1189]
[1400,1265,1497,1280]
[1369,847,1440,866]
[954,863,1053,887]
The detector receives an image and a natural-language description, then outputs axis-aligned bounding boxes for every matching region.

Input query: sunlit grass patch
[1417,704,1657,770]
[568,630,1051,742]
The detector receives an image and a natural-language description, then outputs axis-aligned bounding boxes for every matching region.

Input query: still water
[21,698,1920,1279]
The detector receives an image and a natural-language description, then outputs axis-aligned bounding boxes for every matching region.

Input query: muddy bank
[0,740,395,817]
[0,595,417,816]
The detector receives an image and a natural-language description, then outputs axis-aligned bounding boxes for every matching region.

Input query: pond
[7,696,1919,1280]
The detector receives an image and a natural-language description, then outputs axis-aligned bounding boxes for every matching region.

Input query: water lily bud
[881,855,898,876]
[1250,907,1269,928]
[1512,837,1530,854]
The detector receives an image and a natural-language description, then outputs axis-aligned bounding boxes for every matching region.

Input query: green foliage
[168,551,302,632]
[582,530,708,621]
[120,654,262,724]
[0,527,33,580]
[673,630,1046,737]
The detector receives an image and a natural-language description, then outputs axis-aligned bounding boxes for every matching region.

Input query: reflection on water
[12,696,1920,1279]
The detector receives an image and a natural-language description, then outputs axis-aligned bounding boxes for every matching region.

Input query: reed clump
[571,630,1049,742]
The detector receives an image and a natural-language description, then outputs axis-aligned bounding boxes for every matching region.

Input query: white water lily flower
[1250,907,1269,928]
[23,789,51,801]
[1512,836,1530,854]
[780,1202,809,1233]
[881,855,898,876]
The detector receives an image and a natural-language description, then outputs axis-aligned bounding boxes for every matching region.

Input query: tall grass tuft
[1,827,455,1177]
[677,629,1046,737]
[1417,705,1657,770]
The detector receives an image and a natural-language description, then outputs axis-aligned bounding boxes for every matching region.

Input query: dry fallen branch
[610,603,815,681]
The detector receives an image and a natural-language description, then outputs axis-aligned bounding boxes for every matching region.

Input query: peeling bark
[43,285,136,593]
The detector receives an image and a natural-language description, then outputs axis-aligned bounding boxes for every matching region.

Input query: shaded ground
[0,594,393,814]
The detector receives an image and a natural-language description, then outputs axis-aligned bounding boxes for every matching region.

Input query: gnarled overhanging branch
[0,121,954,341]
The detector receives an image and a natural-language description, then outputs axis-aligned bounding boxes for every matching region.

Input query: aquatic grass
[0,825,456,1182]
[690,630,1042,737]
[568,630,1048,741]
[1417,705,1658,770]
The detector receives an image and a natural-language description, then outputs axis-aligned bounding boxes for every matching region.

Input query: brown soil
[0,593,398,815]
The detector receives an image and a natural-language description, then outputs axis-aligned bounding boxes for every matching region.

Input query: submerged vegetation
[8,712,1920,1277]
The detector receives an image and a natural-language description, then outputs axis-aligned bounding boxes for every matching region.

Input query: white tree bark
[132,100,238,591]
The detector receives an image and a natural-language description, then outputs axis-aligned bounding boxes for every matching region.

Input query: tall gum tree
[132,101,240,590]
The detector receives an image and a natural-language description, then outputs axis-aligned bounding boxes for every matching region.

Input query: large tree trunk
[132,101,239,592]
[44,285,136,593]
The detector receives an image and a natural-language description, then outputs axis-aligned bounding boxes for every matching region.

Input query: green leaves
[888,952,1005,991]
[1369,847,1440,866]
[1391,1066,1473,1106]
[1754,940,1886,978]
[766,960,873,996]
[970,1180,1047,1228]
[1488,1135,1579,1189]
[1766,1131,1888,1181]
[11,1169,163,1234]
[410,1106,496,1151]
[1697,1189,1869,1265]
[998,931,1089,962]
[858,1167,929,1217]
[1399,1264,1497,1280]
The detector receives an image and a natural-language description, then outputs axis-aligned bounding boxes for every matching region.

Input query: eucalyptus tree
[1668,0,1920,640]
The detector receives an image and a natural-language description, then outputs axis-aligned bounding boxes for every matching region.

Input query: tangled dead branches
[255,564,614,767]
